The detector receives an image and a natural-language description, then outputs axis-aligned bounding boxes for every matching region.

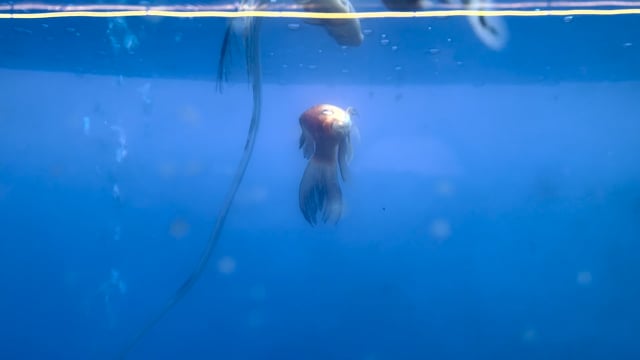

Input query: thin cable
[116,16,262,360]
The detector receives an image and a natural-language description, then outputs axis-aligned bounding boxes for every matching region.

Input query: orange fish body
[298,104,354,225]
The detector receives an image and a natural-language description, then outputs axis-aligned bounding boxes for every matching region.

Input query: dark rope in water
[116,15,262,360]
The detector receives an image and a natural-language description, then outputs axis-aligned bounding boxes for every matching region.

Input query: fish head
[328,107,352,137]
[300,104,353,143]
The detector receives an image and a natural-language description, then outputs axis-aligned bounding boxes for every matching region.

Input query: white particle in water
[218,256,236,274]
[83,116,91,135]
[429,218,451,241]
[380,38,389,46]
[435,181,455,196]
[577,271,592,285]
[563,16,573,23]
[287,23,300,30]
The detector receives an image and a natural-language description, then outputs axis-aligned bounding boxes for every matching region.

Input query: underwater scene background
[0,1,639,359]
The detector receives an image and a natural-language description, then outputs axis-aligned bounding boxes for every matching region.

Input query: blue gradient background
[0,1,639,359]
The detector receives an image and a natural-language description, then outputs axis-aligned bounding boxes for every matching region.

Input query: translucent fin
[299,129,315,160]
[299,158,343,225]
[338,135,352,182]
[345,107,361,146]
[350,122,361,146]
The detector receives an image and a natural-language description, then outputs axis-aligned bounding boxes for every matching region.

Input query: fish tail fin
[299,158,343,226]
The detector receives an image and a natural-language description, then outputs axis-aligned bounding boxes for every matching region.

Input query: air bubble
[218,256,236,274]
[577,271,592,285]
[112,184,121,201]
[429,219,451,242]
[287,23,300,30]
[83,116,91,135]
[435,181,455,197]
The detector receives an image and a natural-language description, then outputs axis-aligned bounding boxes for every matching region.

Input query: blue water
[1,1,639,360]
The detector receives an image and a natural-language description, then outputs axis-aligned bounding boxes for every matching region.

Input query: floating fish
[298,104,355,225]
